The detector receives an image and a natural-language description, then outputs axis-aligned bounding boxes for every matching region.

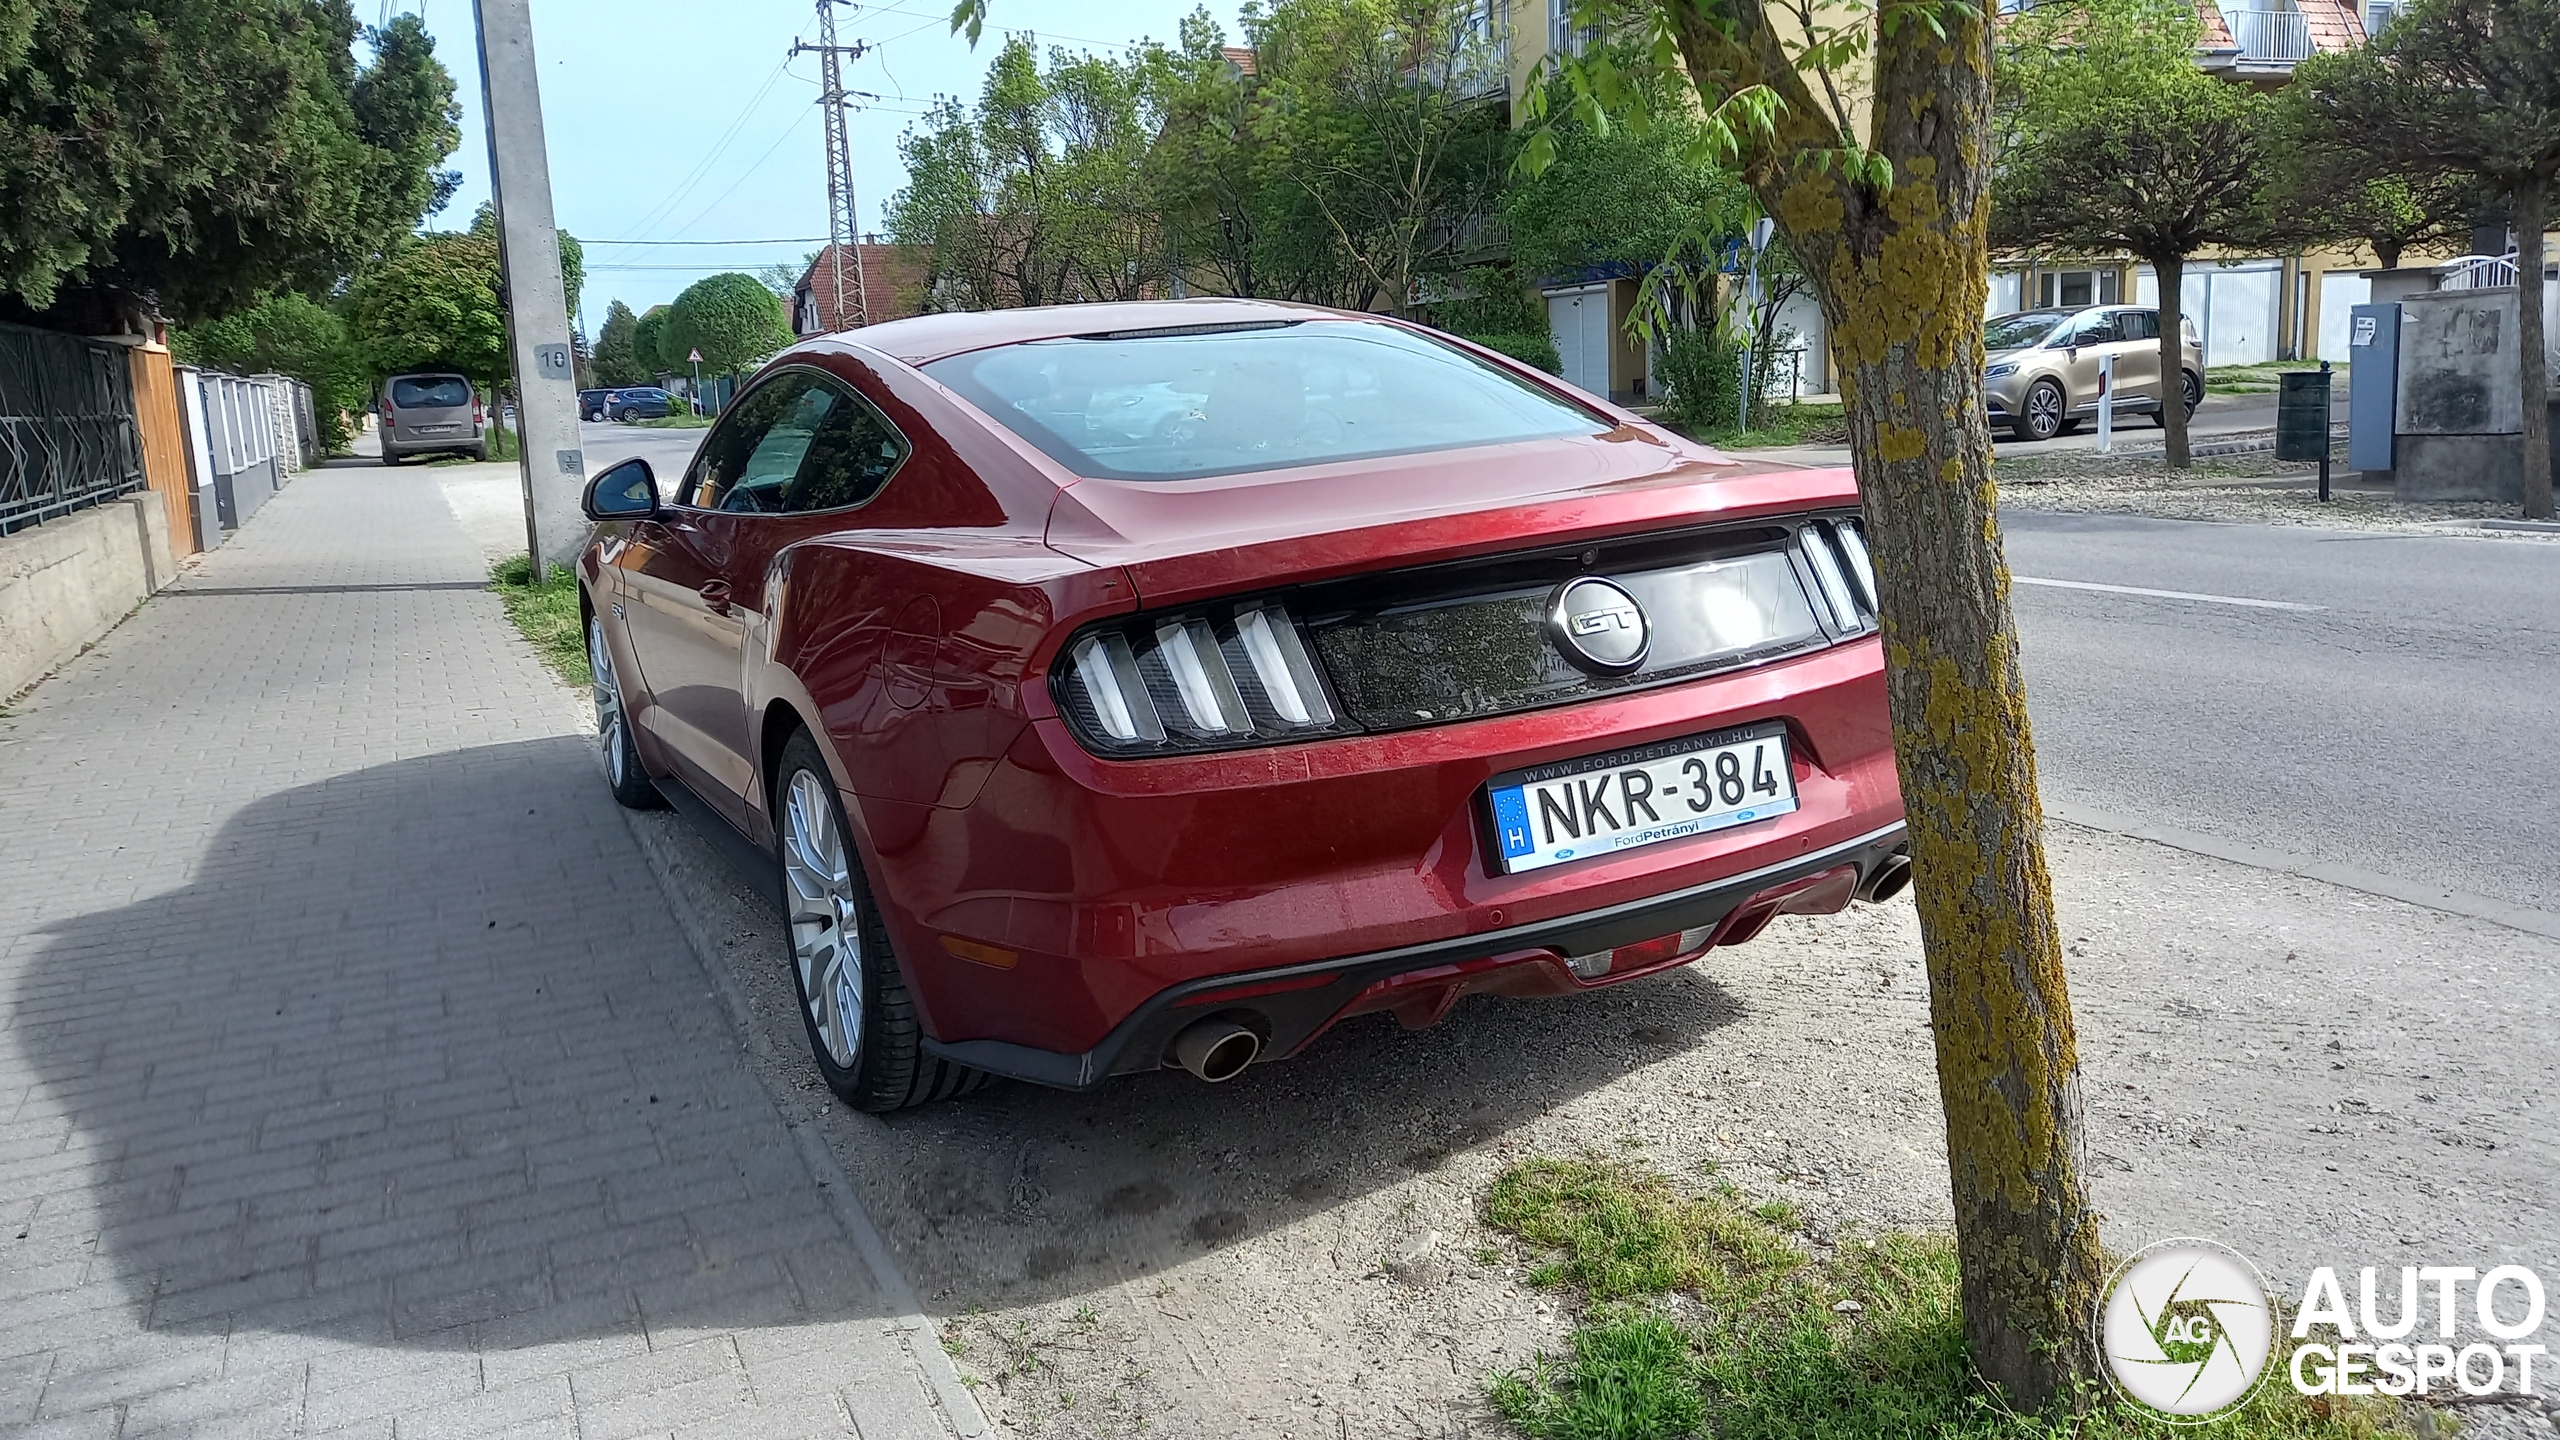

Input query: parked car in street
[378,372,484,464]
[574,299,1908,1110]
[1982,305,2204,442]
[606,387,676,422]
[579,388,617,421]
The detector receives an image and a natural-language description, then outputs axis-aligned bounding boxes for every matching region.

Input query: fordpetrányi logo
[2097,1238,2548,1423]
[1549,577,1649,675]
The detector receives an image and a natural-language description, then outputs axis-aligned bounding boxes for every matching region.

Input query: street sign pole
[472,0,585,579]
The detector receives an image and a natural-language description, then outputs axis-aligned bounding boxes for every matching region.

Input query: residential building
[790,241,929,337]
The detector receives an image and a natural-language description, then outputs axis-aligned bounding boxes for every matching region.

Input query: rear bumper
[922,818,1907,1090]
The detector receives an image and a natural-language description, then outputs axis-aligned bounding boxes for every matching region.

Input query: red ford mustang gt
[575,298,1907,1111]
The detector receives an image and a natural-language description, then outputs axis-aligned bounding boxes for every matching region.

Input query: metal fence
[0,322,146,537]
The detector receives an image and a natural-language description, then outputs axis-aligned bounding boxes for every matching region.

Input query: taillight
[473,396,485,425]
[1052,599,1355,756]
[1794,516,1878,635]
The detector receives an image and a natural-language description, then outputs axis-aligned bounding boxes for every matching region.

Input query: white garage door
[2137,262,2283,367]
[1547,286,1611,399]
[2315,274,2371,361]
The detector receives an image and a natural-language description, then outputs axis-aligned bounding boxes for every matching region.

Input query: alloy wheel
[589,616,628,789]
[782,769,864,1069]
[2026,383,2064,440]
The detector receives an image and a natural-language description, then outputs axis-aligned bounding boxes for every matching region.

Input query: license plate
[1483,723,1797,875]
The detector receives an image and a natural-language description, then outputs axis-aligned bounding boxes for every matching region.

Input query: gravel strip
[1996,450,2553,535]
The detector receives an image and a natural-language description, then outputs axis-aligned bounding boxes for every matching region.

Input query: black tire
[773,729,986,1112]
[2011,379,2066,442]
[471,446,488,463]
[617,407,639,423]
[381,450,402,467]
[588,613,665,811]
[2154,371,2203,428]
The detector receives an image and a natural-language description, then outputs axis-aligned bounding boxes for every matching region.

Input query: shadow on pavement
[16,737,905,1350]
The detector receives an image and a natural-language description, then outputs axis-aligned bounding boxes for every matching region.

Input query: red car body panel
[580,299,1906,1088]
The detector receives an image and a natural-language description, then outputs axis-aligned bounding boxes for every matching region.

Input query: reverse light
[1053,599,1351,756]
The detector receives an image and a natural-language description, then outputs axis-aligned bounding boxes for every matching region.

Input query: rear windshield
[921,320,1608,481]
[391,376,472,409]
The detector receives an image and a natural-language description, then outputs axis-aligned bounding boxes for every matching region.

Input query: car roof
[826,297,1363,365]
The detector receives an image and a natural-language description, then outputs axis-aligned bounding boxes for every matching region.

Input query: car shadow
[12,737,909,1352]
[655,802,1753,1307]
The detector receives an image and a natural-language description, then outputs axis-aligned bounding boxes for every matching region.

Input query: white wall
[2315,273,2371,361]
[0,497,173,698]
[2137,262,2283,366]
[1987,271,2023,318]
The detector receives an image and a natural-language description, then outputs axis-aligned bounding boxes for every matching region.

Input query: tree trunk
[2153,253,2193,467]
[1677,0,2110,1410]
[2517,177,2554,521]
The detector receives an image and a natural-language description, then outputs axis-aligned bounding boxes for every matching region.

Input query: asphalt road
[579,416,707,480]
[2005,511,2560,911]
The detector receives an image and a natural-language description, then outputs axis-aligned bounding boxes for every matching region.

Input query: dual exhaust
[1163,849,1910,1086]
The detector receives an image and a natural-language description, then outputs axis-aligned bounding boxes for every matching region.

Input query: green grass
[1677,401,1851,449]
[634,411,713,429]
[2206,360,2343,396]
[489,554,589,686]
[1484,1158,2412,1440]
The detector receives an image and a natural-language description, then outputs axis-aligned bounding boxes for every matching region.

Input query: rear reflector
[1565,925,1717,979]
[939,936,1018,969]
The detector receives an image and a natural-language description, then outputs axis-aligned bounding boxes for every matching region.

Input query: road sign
[687,348,703,363]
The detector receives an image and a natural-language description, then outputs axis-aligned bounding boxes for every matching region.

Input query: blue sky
[391,0,1239,327]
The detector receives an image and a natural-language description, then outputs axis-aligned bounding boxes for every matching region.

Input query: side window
[673,375,816,511]
[780,386,910,513]
[2063,313,2112,347]
[2118,310,2161,343]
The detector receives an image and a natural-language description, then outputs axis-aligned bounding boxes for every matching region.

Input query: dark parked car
[575,299,1907,1111]
[378,372,484,464]
[579,388,617,421]
[606,387,675,422]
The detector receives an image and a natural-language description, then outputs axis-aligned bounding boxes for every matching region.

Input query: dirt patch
[1994,450,2546,534]
[623,798,2559,1439]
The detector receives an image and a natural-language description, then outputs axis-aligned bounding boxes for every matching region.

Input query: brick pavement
[0,465,975,1438]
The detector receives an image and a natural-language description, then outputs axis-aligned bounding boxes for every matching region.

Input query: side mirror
[583,458,658,521]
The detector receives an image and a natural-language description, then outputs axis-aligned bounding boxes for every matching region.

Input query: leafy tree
[1524,0,2110,1406]
[0,6,460,328]
[2297,0,2560,519]
[1995,0,2303,467]
[664,273,791,376]
[631,305,673,379]
[1245,0,1511,312]
[172,292,365,452]
[347,231,508,388]
[345,225,584,389]
[1503,59,1749,284]
[2265,91,2490,271]
[592,300,648,386]
[887,36,1166,309]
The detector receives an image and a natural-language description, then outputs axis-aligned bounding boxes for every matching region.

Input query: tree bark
[2153,253,2192,467]
[2516,177,2554,521]
[1661,0,2109,1410]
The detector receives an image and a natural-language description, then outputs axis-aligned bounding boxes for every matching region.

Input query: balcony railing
[2228,7,2313,61]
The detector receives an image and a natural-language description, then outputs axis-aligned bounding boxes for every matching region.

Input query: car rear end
[871,311,1908,1088]
[381,373,483,462]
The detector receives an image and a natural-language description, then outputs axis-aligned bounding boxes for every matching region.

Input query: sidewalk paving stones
[0,463,981,1438]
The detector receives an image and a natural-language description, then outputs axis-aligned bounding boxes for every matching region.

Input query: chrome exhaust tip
[1169,1018,1262,1083]
[1858,852,1913,904]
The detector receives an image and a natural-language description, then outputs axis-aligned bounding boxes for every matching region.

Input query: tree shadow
[14,737,908,1353]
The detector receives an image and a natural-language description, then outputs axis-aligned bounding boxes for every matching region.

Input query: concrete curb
[2046,800,2560,943]
[618,801,999,1440]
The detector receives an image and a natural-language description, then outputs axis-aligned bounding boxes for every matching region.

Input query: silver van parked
[380,373,485,465]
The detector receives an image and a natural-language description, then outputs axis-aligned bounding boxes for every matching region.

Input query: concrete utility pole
[791,2,868,331]
[473,0,585,578]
